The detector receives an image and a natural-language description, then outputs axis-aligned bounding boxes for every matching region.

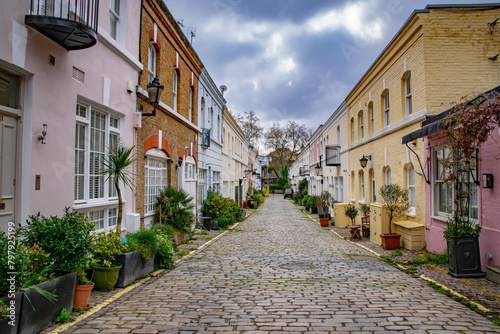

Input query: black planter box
[0,292,22,334]
[18,272,77,334]
[201,217,212,231]
[447,236,485,278]
[115,251,155,288]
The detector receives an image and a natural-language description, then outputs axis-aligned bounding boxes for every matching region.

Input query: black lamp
[315,163,321,175]
[176,157,183,170]
[360,154,371,168]
[143,75,164,116]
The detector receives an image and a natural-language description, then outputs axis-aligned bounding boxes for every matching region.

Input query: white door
[0,115,17,232]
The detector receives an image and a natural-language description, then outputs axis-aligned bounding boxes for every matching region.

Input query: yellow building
[344,4,500,243]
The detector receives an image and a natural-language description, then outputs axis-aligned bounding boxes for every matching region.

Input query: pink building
[402,86,500,270]
[0,0,142,233]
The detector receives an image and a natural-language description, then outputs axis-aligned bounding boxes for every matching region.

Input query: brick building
[136,0,202,228]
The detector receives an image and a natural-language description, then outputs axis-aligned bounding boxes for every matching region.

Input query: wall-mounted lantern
[142,75,164,117]
[359,154,371,168]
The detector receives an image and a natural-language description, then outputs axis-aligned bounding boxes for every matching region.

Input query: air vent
[48,54,55,66]
[72,67,85,83]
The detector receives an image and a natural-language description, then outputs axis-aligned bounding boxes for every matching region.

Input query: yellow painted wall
[344,6,500,229]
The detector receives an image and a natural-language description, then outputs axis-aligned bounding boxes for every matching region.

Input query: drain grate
[280,262,316,270]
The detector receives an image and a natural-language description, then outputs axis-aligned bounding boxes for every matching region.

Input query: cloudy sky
[163,0,499,132]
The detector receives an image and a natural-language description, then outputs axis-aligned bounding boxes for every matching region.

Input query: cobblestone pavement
[60,196,499,333]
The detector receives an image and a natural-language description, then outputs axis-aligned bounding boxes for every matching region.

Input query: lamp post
[142,75,164,117]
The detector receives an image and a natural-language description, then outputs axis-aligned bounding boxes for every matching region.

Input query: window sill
[73,199,122,211]
[430,215,448,223]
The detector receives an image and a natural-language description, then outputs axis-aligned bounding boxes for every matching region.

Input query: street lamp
[359,154,371,168]
[143,75,164,117]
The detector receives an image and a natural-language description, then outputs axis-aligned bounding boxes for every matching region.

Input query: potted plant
[316,191,334,226]
[439,92,500,277]
[292,191,301,204]
[379,184,410,249]
[73,260,95,311]
[92,231,124,291]
[115,228,158,288]
[360,203,371,237]
[344,204,360,239]
[22,208,95,317]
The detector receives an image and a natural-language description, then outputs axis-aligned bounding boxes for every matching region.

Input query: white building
[196,68,225,211]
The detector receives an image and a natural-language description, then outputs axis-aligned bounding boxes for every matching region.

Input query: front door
[0,114,17,232]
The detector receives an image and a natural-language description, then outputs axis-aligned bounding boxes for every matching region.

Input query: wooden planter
[381,233,401,250]
[18,272,77,334]
[115,251,155,288]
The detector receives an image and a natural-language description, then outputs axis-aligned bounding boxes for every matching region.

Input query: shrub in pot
[92,231,125,291]
[379,184,410,250]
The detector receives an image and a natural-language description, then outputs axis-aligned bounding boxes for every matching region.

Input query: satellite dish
[219,85,227,95]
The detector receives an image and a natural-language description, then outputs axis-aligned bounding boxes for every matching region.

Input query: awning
[401,119,443,144]
[402,85,500,144]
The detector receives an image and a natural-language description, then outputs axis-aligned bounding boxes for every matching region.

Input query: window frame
[144,155,169,215]
[109,0,120,40]
[74,103,122,205]
[370,103,374,135]
[385,167,391,186]
[172,70,178,112]
[148,44,156,84]
[359,110,364,139]
[407,164,416,215]
[405,75,413,117]
[384,92,390,128]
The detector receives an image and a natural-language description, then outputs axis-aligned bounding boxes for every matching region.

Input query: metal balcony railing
[26,0,99,50]
[201,128,210,148]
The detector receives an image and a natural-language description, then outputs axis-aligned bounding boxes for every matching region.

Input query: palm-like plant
[101,144,136,232]
[154,187,195,234]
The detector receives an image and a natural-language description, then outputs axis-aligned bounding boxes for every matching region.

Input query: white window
[88,208,117,231]
[188,89,193,122]
[144,156,168,214]
[433,147,479,220]
[370,103,374,135]
[406,75,412,116]
[408,165,415,214]
[74,103,122,203]
[109,0,120,40]
[148,44,156,84]
[360,171,365,201]
[210,108,214,138]
[384,92,390,128]
[351,118,355,143]
[359,111,364,139]
[184,163,195,180]
[213,172,221,194]
[434,147,453,216]
[172,70,178,112]
[385,167,391,185]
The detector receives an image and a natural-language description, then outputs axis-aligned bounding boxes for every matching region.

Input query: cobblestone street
[62,196,499,333]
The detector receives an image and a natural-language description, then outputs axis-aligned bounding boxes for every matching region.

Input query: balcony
[201,128,210,148]
[25,0,98,51]
[325,145,341,166]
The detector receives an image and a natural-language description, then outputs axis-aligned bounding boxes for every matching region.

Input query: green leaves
[154,187,195,234]
[379,184,410,234]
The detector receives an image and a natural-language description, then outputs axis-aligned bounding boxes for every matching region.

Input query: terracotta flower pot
[381,233,401,250]
[74,282,94,310]
[320,218,329,227]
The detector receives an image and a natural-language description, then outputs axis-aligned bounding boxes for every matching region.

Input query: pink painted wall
[425,128,500,270]
[1,0,141,224]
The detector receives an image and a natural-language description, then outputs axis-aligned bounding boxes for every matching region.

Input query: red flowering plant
[0,299,10,321]
[441,91,500,238]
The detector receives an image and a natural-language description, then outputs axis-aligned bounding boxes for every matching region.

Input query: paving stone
[47,196,500,333]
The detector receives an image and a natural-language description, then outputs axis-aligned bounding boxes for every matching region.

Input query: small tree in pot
[344,205,359,226]
[316,191,334,225]
[379,184,410,249]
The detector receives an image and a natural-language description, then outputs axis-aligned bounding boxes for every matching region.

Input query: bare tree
[264,121,309,175]
[235,110,263,146]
